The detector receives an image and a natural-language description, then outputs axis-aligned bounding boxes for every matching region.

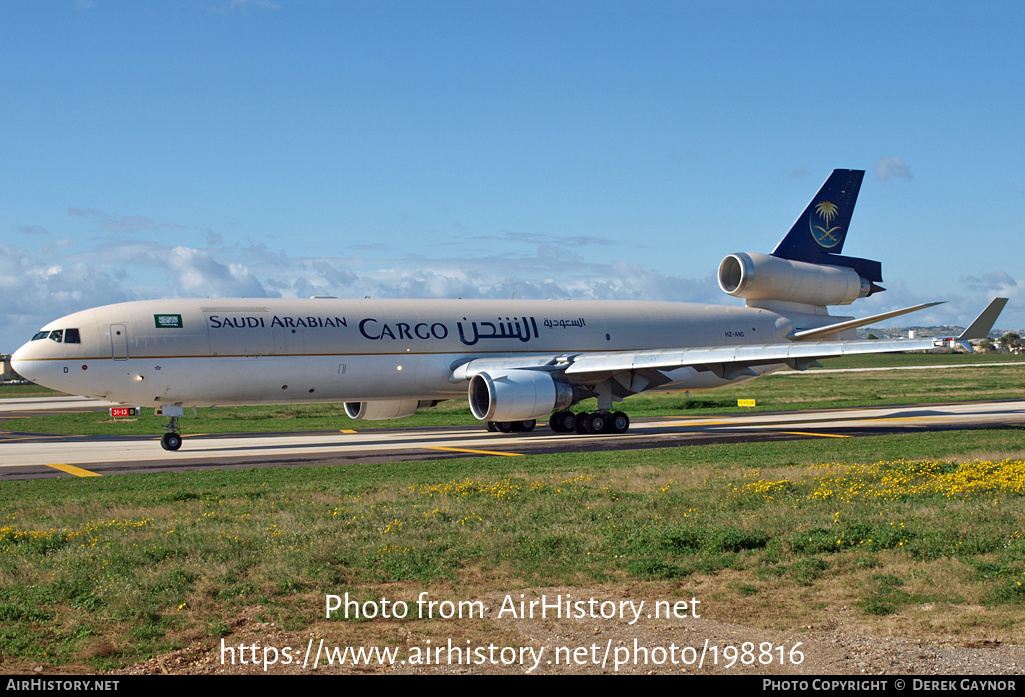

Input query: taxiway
[2,398,1023,480]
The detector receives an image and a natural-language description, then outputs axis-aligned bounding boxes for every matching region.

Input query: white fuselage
[10,297,831,408]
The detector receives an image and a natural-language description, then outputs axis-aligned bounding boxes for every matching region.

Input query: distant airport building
[1,354,13,381]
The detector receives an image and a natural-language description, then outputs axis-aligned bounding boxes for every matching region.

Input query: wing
[454,335,943,385]
[561,336,941,382]
[452,298,1007,394]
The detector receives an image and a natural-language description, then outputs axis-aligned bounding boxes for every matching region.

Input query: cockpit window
[30,328,80,343]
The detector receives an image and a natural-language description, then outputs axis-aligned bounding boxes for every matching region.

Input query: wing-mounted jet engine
[343,399,438,421]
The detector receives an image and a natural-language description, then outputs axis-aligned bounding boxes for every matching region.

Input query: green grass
[816,351,1025,370]
[0,383,62,397]
[1,427,1024,671]
[2,352,1024,672]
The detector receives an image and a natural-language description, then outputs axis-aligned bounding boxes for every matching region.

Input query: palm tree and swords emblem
[809,200,842,248]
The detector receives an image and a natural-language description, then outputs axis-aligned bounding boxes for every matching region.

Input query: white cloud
[960,272,1025,324]
[0,244,135,346]
[875,157,913,181]
[4,227,1021,353]
[166,247,271,298]
[857,273,1023,333]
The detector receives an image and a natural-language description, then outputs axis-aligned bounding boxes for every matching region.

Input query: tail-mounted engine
[718,252,882,307]
[722,169,886,308]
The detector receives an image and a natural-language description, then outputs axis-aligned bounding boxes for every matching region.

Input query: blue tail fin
[771,169,882,284]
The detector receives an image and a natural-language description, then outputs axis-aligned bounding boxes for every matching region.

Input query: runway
[0,395,120,412]
[2,397,1024,480]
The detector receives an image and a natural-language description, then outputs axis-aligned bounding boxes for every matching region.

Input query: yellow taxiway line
[426,446,523,457]
[663,420,733,427]
[46,463,101,477]
[779,431,851,438]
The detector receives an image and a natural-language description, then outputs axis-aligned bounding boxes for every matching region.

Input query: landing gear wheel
[519,419,536,432]
[551,411,576,433]
[486,421,499,432]
[160,432,182,451]
[574,412,590,434]
[584,412,611,434]
[496,421,517,433]
[611,411,630,434]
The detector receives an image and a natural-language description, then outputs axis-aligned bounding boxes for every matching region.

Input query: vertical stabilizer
[773,169,864,260]
[771,169,882,284]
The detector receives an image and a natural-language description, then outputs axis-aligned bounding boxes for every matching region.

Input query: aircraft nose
[10,341,40,382]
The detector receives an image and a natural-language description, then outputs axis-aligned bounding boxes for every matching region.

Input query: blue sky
[3,0,1024,352]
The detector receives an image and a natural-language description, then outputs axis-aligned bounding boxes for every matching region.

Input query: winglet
[958,298,1008,340]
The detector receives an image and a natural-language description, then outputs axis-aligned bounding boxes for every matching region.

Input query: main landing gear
[550,410,630,434]
[485,411,630,435]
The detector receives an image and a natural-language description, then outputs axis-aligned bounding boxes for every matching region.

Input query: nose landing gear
[158,405,185,451]
[161,431,182,451]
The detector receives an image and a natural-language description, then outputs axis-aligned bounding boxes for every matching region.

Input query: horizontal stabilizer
[790,302,945,342]
[959,297,1008,340]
